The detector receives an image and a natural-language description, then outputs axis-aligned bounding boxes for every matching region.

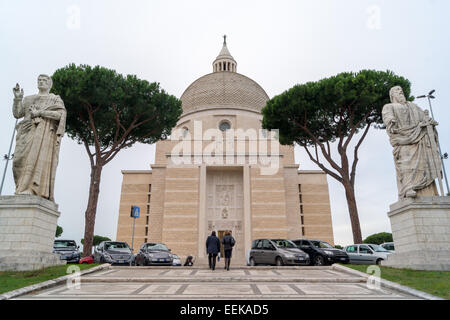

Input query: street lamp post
[417,90,450,195]
[0,119,18,195]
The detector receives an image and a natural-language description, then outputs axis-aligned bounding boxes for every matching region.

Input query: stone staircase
[17,265,420,300]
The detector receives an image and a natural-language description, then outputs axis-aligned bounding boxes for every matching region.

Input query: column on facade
[243,164,252,256]
[198,164,207,259]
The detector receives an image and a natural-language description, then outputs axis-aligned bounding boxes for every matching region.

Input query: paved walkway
[17,266,419,300]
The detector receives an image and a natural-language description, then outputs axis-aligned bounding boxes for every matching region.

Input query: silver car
[381,242,395,252]
[94,241,132,264]
[344,244,391,265]
[135,242,173,266]
[249,239,310,266]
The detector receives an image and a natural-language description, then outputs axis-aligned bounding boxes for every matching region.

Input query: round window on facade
[219,120,231,132]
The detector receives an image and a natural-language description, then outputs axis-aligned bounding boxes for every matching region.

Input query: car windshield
[104,242,129,250]
[272,240,297,249]
[368,244,389,252]
[146,243,169,251]
[54,240,76,248]
[311,241,334,249]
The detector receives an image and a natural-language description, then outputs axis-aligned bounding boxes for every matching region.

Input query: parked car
[79,255,94,264]
[344,244,391,265]
[380,242,395,252]
[94,241,132,265]
[134,242,173,266]
[171,254,182,266]
[291,239,349,266]
[53,239,81,263]
[246,240,258,266]
[249,239,310,266]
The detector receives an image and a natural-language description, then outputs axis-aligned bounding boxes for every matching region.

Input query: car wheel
[275,257,284,266]
[314,255,325,266]
[376,258,383,265]
[249,257,256,266]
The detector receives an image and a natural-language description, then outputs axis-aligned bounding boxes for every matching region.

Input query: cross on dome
[213,35,236,73]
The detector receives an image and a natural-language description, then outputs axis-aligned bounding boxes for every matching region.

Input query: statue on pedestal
[382,86,443,198]
[12,75,66,201]
[381,86,450,271]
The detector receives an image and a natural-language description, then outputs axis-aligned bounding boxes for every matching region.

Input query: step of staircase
[16,265,421,300]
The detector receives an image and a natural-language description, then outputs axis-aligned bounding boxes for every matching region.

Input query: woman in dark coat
[205,231,221,270]
[222,231,235,271]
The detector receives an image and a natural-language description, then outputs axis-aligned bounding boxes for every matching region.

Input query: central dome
[180,72,269,116]
[180,37,269,116]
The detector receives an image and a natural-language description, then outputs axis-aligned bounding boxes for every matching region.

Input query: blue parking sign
[130,206,140,218]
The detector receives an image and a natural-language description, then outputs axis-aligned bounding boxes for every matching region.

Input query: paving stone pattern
[16,266,420,300]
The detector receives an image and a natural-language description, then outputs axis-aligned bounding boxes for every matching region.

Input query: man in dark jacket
[222,231,235,271]
[206,231,221,270]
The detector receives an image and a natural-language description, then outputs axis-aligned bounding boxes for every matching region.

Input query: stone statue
[382,86,442,198]
[12,74,66,201]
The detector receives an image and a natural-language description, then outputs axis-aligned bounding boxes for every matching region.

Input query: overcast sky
[1,0,449,247]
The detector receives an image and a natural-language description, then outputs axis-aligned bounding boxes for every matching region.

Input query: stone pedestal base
[0,195,66,271]
[382,196,450,271]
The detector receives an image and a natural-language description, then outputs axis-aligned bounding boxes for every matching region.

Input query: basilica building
[116,39,334,264]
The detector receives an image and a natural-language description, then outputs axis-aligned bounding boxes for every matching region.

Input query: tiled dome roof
[180,71,269,115]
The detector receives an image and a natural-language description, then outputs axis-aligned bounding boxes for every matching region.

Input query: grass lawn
[342,264,450,300]
[0,264,99,294]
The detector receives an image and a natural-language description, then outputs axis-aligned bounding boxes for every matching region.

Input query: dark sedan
[94,241,133,265]
[134,242,173,266]
[291,239,349,266]
[53,239,81,263]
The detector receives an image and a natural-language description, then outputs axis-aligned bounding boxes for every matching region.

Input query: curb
[80,276,366,283]
[111,266,333,270]
[332,264,444,300]
[0,263,111,300]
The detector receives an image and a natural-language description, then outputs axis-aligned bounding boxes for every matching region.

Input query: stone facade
[116,41,334,264]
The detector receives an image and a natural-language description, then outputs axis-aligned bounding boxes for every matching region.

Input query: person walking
[222,231,235,271]
[206,231,221,270]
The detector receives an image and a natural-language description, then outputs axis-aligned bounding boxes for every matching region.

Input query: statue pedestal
[382,196,450,271]
[0,195,66,271]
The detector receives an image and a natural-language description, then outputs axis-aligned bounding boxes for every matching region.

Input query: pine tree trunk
[82,164,103,257]
[342,179,363,244]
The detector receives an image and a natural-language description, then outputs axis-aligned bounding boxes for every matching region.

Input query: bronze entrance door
[206,168,244,263]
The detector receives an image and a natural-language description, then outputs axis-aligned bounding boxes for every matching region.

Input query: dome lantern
[213,35,237,73]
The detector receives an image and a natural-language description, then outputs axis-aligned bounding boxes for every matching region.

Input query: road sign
[130,206,140,218]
